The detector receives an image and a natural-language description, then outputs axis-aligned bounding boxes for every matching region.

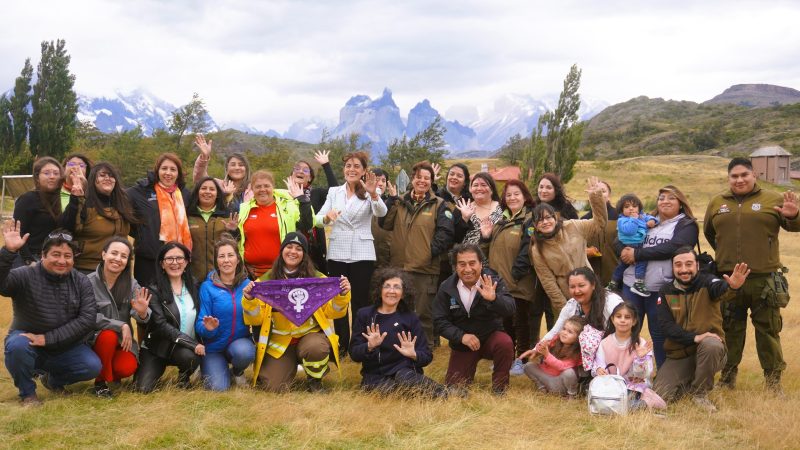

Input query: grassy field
[1,155,799,449]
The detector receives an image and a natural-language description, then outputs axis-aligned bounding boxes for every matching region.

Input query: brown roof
[750,146,791,157]
[488,166,521,181]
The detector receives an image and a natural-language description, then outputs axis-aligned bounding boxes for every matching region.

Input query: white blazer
[315,184,387,262]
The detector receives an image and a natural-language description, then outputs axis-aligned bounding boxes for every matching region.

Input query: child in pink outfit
[523,316,585,397]
[592,302,666,410]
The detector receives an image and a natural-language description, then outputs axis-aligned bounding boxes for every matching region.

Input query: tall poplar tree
[10,58,33,153]
[30,40,78,159]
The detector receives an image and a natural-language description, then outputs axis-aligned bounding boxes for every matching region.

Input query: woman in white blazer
[316,151,387,355]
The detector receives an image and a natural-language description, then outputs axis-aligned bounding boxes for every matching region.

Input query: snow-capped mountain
[77,89,185,135]
[283,117,336,143]
[407,99,478,151]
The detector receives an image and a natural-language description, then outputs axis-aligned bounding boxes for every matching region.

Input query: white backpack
[587,374,629,415]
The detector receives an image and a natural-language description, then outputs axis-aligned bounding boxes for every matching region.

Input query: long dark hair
[188,177,227,213]
[469,172,500,202]
[537,173,577,219]
[567,267,608,331]
[446,163,471,199]
[268,242,317,280]
[213,238,248,287]
[551,316,585,360]
[369,268,415,313]
[100,236,134,306]
[85,162,139,224]
[531,202,562,254]
[154,242,198,307]
[604,302,641,353]
[62,153,93,177]
[32,156,63,220]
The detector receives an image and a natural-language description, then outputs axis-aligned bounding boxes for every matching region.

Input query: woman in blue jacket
[196,238,255,391]
[350,268,448,397]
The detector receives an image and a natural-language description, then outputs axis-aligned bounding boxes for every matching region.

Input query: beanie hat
[280,232,309,254]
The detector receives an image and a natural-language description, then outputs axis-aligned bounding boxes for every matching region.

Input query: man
[1,220,101,406]
[653,247,749,412]
[704,157,800,392]
[433,243,515,394]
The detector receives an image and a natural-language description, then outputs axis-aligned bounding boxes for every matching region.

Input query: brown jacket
[188,212,234,282]
[371,214,392,269]
[382,192,454,275]
[483,207,536,301]
[61,196,131,273]
[530,191,607,309]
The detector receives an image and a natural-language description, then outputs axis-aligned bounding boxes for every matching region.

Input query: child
[608,194,658,296]
[523,316,585,398]
[592,302,665,410]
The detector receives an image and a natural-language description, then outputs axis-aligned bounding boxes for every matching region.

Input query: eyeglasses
[382,283,403,291]
[293,166,311,174]
[536,215,555,224]
[163,256,187,264]
[67,162,87,168]
[48,231,73,241]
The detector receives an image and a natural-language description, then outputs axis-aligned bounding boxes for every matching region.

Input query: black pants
[504,297,547,357]
[327,259,375,356]
[362,367,448,398]
[134,346,201,393]
[530,281,555,347]
[134,256,158,289]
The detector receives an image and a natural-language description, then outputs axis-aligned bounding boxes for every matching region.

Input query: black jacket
[0,248,97,351]
[433,184,472,244]
[13,190,60,264]
[306,162,338,272]
[141,281,201,360]
[127,172,191,262]
[349,305,432,384]
[432,269,515,352]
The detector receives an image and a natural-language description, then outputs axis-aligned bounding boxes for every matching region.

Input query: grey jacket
[87,265,151,357]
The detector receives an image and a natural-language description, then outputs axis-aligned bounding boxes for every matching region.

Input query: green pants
[406,271,439,349]
[722,276,785,372]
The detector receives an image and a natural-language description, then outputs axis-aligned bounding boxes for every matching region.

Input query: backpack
[587,373,629,415]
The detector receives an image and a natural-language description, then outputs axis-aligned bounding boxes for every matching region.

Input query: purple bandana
[251,277,341,326]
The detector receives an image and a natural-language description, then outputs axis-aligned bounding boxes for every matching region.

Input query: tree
[247,136,295,181]
[29,40,78,160]
[521,64,585,186]
[0,95,13,154]
[168,92,211,150]
[380,115,447,178]
[499,133,526,165]
[10,58,33,153]
[318,129,371,181]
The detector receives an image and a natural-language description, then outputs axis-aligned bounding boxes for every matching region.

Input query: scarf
[155,183,192,250]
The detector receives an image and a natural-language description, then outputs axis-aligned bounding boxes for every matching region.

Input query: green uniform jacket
[482,206,536,301]
[704,184,800,273]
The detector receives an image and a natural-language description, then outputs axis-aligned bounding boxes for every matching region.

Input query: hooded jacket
[236,189,314,259]
[195,271,251,353]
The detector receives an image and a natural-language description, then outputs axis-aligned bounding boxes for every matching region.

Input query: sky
[2,0,799,132]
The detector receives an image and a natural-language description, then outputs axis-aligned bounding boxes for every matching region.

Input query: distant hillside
[704,84,800,107]
[209,129,317,157]
[579,96,800,160]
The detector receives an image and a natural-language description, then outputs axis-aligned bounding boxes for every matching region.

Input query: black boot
[718,365,737,389]
[765,370,784,397]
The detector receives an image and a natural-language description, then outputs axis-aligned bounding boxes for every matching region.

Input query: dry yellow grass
[1,155,799,449]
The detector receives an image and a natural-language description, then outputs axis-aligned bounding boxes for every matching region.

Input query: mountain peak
[704,83,800,107]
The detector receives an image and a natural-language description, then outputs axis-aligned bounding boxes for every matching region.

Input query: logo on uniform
[444,210,453,220]
[718,204,730,214]
[526,226,535,236]
[752,203,761,211]
[449,297,459,309]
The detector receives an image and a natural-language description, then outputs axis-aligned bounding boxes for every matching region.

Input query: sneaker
[692,395,718,413]
[231,370,248,388]
[93,382,114,399]
[509,359,525,376]
[606,281,619,291]
[631,280,649,297]
[21,394,43,407]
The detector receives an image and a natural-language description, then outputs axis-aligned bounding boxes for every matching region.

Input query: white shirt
[457,279,481,314]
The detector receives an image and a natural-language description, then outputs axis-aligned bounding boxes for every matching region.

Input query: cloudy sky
[2,0,799,131]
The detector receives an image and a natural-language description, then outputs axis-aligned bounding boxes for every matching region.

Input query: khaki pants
[653,338,726,401]
[406,272,439,348]
[258,332,331,392]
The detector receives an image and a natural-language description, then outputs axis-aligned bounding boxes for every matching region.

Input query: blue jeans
[622,285,666,368]
[612,243,647,281]
[4,330,102,398]
[200,337,255,391]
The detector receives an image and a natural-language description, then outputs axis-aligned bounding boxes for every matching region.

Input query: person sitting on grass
[607,194,658,296]
[522,316,585,398]
[1,221,101,406]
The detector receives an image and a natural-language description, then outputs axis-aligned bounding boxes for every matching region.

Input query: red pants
[93,329,138,383]
[445,331,514,391]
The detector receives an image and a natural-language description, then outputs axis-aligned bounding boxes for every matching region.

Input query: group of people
[2,144,797,413]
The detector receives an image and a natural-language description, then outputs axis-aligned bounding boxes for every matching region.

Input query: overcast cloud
[1,0,799,131]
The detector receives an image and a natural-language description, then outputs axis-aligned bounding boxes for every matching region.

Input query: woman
[536,172,578,220]
[316,151,386,355]
[192,134,252,212]
[237,170,312,278]
[456,172,503,245]
[581,180,619,285]
[242,232,351,392]
[127,153,193,287]
[87,237,151,397]
[480,179,537,373]
[618,185,698,367]
[437,163,472,244]
[187,177,238,281]
[60,153,92,210]
[530,177,608,313]
[134,242,204,393]
[350,268,447,397]
[13,157,63,267]
[381,161,454,348]
[195,239,255,391]
[60,162,138,273]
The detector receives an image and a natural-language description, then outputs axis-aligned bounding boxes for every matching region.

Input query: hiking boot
[176,372,192,390]
[492,386,508,396]
[631,280,649,297]
[21,394,43,407]
[306,378,326,393]
[606,281,619,292]
[692,395,718,413]
[93,382,114,399]
[509,359,525,376]
[765,370,785,397]
[717,366,737,390]
[38,373,67,395]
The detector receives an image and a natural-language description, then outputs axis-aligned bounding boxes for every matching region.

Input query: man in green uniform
[704,157,800,392]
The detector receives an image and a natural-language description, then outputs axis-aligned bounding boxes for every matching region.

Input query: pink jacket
[539,340,582,377]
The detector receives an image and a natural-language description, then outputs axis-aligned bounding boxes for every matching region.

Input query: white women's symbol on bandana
[288,288,309,312]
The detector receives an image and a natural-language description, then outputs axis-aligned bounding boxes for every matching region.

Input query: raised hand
[362,323,387,351]
[339,275,351,295]
[393,331,418,360]
[585,176,602,195]
[432,163,442,182]
[221,179,236,196]
[775,190,799,219]
[386,180,397,197]
[723,262,751,290]
[361,171,378,197]
[456,198,476,220]
[635,340,653,358]
[479,217,494,239]
[202,316,220,331]
[2,219,29,253]
[121,324,133,352]
[476,273,498,301]
[284,177,304,198]
[223,212,239,231]
[195,134,212,159]
[313,150,330,165]
[131,287,151,319]
[70,172,86,197]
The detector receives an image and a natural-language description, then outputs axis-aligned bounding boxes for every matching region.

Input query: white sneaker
[297,364,305,374]
[510,359,525,376]
[233,374,248,387]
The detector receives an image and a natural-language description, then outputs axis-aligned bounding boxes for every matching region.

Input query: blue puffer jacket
[195,271,252,353]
